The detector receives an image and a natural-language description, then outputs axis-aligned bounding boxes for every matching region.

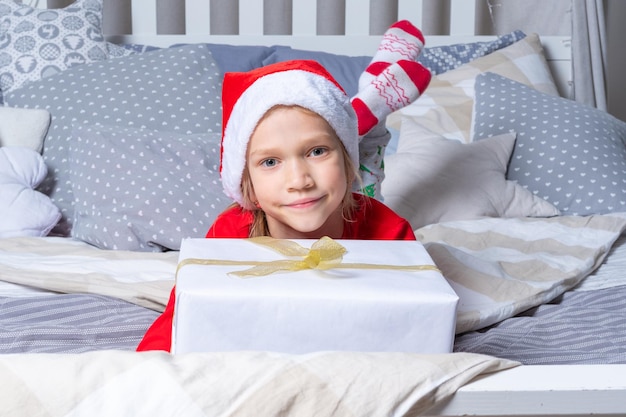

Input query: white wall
[606,0,626,122]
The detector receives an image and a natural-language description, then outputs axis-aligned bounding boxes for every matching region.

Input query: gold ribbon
[177,236,440,278]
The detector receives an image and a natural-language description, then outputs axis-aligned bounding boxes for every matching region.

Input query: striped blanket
[1,213,625,333]
[417,213,626,333]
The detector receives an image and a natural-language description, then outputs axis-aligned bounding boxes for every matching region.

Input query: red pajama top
[136,194,415,352]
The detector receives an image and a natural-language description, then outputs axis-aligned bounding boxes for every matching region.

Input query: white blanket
[0,350,515,416]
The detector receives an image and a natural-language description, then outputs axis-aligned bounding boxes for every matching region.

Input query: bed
[1,0,626,415]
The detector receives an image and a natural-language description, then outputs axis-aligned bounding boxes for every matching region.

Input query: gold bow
[177,236,440,278]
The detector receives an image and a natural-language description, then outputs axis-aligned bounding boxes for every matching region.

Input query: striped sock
[351,60,431,136]
[358,20,425,91]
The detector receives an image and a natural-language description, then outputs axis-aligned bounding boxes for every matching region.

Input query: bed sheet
[454,283,626,364]
[1,214,625,361]
[0,294,158,354]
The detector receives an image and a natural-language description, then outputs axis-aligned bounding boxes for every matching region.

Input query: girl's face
[246,106,348,239]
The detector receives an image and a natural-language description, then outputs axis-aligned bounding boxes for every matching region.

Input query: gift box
[172,237,458,354]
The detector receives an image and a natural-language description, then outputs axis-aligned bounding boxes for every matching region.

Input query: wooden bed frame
[36,0,626,415]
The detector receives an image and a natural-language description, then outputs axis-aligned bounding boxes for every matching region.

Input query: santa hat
[220,60,359,208]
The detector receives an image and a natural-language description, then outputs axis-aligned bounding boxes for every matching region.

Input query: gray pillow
[261,46,370,96]
[69,124,230,252]
[472,72,626,215]
[5,43,223,236]
[182,43,273,73]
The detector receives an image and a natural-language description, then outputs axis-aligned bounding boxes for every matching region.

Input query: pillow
[380,118,559,230]
[5,43,223,236]
[0,106,50,152]
[0,146,60,237]
[202,43,272,74]
[261,31,526,98]
[261,46,370,97]
[472,72,626,216]
[388,33,559,144]
[169,43,272,74]
[69,124,230,252]
[0,0,109,95]
[106,41,136,59]
[417,30,526,74]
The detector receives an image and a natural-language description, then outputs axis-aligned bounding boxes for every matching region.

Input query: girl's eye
[310,147,326,157]
[261,158,278,168]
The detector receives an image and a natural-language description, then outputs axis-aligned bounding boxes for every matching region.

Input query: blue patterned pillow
[418,30,526,74]
[0,0,109,95]
[473,72,626,215]
[5,43,223,236]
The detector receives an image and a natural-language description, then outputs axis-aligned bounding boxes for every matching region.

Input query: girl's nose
[286,159,313,190]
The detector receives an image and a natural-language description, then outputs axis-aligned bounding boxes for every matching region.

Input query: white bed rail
[426,364,626,417]
[112,0,478,37]
[74,0,569,96]
[38,0,524,37]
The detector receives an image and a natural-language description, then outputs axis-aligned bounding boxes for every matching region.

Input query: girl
[138,25,431,352]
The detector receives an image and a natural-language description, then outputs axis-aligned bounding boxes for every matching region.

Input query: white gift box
[172,238,458,354]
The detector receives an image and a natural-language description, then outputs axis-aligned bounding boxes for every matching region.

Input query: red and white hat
[220,60,359,208]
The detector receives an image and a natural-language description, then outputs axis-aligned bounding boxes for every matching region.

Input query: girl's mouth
[286,196,323,209]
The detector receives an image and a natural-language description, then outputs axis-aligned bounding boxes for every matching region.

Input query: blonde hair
[239,106,360,237]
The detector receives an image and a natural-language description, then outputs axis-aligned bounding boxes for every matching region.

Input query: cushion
[261,47,371,97]
[472,72,626,215]
[388,33,559,143]
[417,30,526,75]
[0,0,109,95]
[5,43,223,236]
[106,41,136,59]
[0,106,50,152]
[261,31,525,98]
[0,146,60,237]
[380,117,560,230]
[202,43,272,74]
[69,124,230,252]
[170,43,272,74]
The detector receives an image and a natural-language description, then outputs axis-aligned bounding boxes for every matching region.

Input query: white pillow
[0,107,51,153]
[0,147,60,237]
[381,118,560,230]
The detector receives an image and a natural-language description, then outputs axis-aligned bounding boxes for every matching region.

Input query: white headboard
[58,0,571,99]
[34,0,573,96]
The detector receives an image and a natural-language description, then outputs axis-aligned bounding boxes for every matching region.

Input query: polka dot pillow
[472,72,626,215]
[69,124,230,252]
[5,43,223,236]
[0,0,109,95]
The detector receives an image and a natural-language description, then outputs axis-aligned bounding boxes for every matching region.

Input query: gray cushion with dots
[5,43,223,236]
[69,124,229,251]
[472,72,626,215]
